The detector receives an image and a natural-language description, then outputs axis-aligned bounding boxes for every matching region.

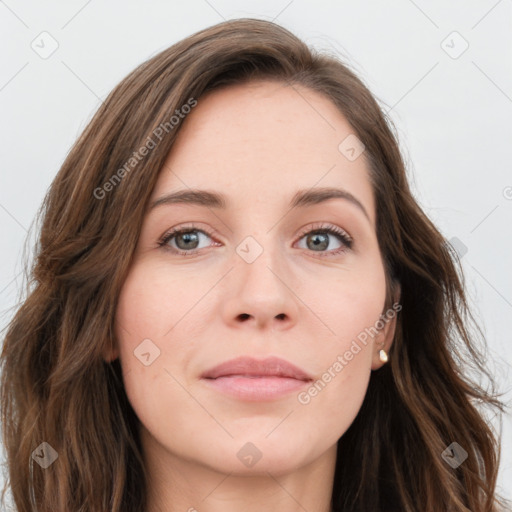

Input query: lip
[200,356,313,401]
[201,356,313,380]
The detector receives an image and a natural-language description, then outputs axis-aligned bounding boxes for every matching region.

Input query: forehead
[152,80,375,226]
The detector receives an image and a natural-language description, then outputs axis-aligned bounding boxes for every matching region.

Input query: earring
[379,349,388,363]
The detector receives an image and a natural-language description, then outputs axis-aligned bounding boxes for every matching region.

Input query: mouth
[200,356,313,401]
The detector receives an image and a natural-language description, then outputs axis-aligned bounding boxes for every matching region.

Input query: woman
[0,18,507,512]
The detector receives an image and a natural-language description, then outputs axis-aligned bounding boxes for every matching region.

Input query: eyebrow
[149,186,370,221]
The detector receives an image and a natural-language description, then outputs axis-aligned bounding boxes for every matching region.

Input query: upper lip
[201,356,313,381]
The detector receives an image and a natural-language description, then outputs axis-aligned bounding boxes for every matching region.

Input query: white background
[1,0,511,505]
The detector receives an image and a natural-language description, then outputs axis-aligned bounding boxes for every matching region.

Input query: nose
[221,240,300,332]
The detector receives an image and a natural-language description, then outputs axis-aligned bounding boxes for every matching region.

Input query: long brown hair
[0,18,507,512]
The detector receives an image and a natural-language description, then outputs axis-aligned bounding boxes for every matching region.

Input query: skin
[110,80,399,512]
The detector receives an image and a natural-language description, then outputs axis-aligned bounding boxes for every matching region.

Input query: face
[112,80,397,476]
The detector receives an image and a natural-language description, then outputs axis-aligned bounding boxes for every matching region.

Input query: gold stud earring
[379,349,388,363]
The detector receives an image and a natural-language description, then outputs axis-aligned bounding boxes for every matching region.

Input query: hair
[0,17,507,512]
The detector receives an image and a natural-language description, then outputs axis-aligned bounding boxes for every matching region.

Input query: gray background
[1,0,511,504]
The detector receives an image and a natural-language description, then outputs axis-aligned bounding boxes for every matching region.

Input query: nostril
[238,313,250,321]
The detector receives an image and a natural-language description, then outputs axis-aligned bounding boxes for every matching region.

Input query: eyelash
[157,222,353,258]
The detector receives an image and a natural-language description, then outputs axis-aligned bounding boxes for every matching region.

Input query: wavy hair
[0,18,507,512]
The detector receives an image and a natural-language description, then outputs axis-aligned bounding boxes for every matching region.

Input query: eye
[158,222,353,257]
[158,224,218,256]
[295,223,353,256]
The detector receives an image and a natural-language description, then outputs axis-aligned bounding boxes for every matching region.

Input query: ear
[102,339,119,363]
[371,283,401,370]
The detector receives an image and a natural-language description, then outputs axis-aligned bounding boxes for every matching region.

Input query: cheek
[293,301,377,451]
[115,259,213,341]
[293,258,386,434]
[300,256,387,347]
[113,264,203,447]
[298,337,372,437]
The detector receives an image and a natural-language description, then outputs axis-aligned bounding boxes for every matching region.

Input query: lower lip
[201,375,311,401]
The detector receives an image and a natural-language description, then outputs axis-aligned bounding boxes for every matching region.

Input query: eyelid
[158,222,353,256]
[295,222,353,244]
[293,222,353,257]
[158,223,221,254]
